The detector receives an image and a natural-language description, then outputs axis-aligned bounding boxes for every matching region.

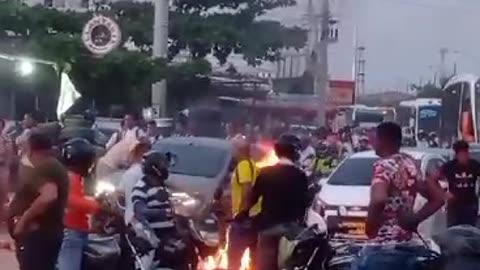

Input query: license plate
[340,221,366,236]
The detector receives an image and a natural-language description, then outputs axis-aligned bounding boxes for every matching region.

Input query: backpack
[235,159,255,185]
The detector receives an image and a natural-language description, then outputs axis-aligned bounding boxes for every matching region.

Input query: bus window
[442,82,462,144]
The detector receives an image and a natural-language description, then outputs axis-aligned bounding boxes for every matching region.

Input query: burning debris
[197,246,251,270]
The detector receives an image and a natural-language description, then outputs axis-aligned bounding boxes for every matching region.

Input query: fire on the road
[197,246,251,270]
[197,142,277,270]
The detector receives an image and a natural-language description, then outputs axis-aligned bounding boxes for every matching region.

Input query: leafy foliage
[0,0,306,114]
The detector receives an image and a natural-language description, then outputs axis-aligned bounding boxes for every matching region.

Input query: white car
[306,149,447,240]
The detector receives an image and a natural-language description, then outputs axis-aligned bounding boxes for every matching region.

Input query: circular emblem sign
[82,15,122,56]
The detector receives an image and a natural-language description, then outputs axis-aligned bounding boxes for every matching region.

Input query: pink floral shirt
[371,153,419,243]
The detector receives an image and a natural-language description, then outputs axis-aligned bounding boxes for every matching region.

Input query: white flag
[56,72,81,119]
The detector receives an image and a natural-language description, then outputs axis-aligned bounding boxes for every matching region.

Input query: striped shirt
[131,177,175,231]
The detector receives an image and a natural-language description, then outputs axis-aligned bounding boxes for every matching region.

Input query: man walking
[0,119,13,221]
[8,132,70,270]
[430,140,480,227]
[353,122,444,270]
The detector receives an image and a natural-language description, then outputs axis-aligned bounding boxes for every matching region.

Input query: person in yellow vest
[228,138,261,270]
[311,141,339,179]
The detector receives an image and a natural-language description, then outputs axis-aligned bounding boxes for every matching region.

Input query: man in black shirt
[8,132,69,270]
[432,140,480,227]
[244,134,309,270]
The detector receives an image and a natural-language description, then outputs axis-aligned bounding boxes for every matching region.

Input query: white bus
[352,105,396,128]
[399,98,442,145]
[441,74,479,144]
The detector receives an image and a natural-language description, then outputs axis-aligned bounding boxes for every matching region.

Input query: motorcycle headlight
[95,181,116,197]
[171,192,200,216]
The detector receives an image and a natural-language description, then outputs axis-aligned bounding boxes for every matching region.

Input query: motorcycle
[278,224,352,270]
[81,187,125,270]
[433,225,480,270]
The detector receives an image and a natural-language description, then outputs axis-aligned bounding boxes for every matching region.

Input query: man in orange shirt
[57,138,102,270]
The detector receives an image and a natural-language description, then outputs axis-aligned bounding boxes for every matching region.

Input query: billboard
[328,80,355,106]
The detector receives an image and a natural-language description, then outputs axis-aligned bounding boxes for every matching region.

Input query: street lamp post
[152,0,169,117]
[16,60,38,111]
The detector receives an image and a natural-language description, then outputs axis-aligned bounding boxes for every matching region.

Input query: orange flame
[197,233,252,270]
[256,144,279,168]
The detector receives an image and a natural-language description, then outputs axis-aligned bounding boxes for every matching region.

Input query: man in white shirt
[106,113,146,150]
[118,141,150,224]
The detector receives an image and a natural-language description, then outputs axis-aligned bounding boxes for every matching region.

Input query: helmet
[142,151,170,180]
[315,141,329,157]
[275,134,301,161]
[61,138,96,176]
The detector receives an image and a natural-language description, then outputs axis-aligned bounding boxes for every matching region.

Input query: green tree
[0,0,306,114]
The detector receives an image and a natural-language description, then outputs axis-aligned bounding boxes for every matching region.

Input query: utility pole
[152,0,169,117]
[439,47,448,82]
[355,46,366,96]
[310,0,330,126]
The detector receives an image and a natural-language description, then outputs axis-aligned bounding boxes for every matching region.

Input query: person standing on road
[228,138,260,270]
[119,140,151,225]
[57,138,102,270]
[429,140,480,227]
[243,134,309,270]
[106,113,145,150]
[0,119,14,222]
[7,131,69,270]
[353,122,444,270]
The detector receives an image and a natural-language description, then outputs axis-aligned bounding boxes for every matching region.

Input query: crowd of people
[0,109,478,270]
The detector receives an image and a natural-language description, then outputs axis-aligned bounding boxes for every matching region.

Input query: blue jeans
[57,229,89,270]
[350,244,432,270]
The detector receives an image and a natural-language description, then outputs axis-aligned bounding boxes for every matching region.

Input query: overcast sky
[263,0,480,93]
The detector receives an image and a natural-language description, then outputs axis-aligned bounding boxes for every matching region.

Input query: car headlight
[95,181,116,197]
[170,192,200,216]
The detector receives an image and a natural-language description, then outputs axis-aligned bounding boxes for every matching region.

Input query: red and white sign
[82,15,122,56]
[328,80,355,106]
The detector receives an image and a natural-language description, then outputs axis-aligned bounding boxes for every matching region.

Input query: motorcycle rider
[429,140,480,227]
[353,122,444,270]
[298,134,316,173]
[242,134,309,270]
[130,151,187,270]
[355,136,370,152]
[57,138,105,270]
[311,141,338,179]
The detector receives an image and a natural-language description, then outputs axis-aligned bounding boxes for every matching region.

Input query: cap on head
[453,140,469,153]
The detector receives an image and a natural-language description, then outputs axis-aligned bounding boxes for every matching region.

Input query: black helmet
[142,151,170,180]
[275,134,301,161]
[315,141,329,157]
[61,138,96,176]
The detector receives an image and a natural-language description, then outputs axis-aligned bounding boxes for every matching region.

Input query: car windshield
[328,157,421,186]
[153,142,229,178]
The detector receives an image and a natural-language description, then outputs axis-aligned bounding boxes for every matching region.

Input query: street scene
[0,0,480,270]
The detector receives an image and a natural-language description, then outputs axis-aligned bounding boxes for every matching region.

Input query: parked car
[306,149,447,241]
